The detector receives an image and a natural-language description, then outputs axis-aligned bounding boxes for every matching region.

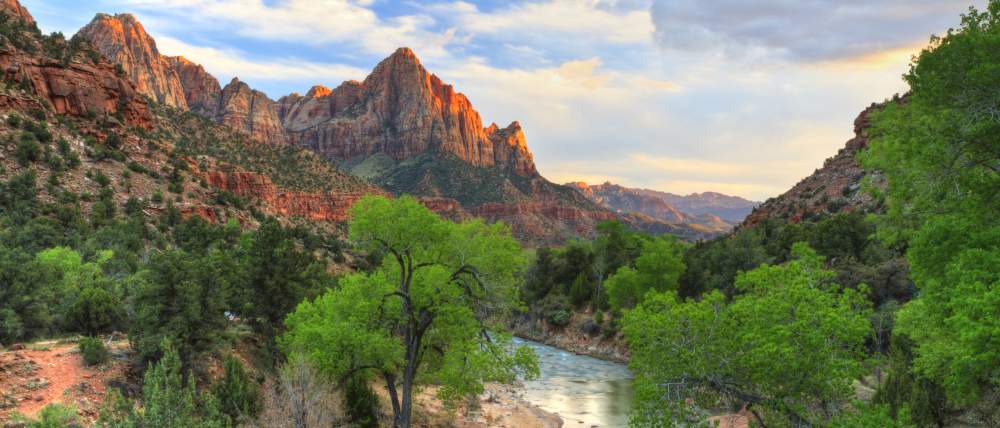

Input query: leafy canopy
[624,244,872,427]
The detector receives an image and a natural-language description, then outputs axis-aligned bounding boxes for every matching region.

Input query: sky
[21,0,987,200]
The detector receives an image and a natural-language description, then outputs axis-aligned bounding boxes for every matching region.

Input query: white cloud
[650,0,986,61]
[154,36,368,93]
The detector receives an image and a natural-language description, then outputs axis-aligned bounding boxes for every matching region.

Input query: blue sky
[21,0,986,200]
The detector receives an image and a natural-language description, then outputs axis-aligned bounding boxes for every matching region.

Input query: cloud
[154,36,368,94]
[650,0,985,61]
[121,0,453,58]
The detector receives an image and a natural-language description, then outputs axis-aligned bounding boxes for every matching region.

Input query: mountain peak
[78,12,189,109]
[306,84,332,98]
[1,0,34,24]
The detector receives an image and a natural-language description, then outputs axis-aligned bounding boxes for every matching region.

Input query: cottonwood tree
[624,244,871,427]
[282,196,538,427]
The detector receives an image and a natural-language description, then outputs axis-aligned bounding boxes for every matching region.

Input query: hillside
[569,181,757,236]
[76,14,626,245]
[742,104,886,227]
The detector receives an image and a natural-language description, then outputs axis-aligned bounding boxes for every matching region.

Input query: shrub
[15,138,40,165]
[344,376,379,428]
[79,336,109,366]
[212,356,260,423]
[68,287,122,336]
[15,403,78,428]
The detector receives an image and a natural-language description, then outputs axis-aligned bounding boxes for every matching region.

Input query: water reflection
[513,338,634,427]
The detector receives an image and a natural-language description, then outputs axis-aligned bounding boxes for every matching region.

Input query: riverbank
[511,311,629,364]
[410,383,563,428]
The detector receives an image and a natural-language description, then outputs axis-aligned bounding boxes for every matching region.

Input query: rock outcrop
[0,0,33,24]
[77,14,188,109]
[166,56,220,116]
[281,48,536,176]
[216,78,286,145]
[742,104,885,227]
[0,47,151,128]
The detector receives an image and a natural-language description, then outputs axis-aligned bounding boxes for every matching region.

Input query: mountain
[742,104,885,227]
[78,14,286,145]
[77,14,619,245]
[569,181,756,236]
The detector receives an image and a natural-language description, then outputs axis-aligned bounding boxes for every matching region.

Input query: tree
[128,250,233,371]
[98,340,229,428]
[605,236,685,311]
[623,244,871,426]
[282,196,538,427]
[861,0,1000,406]
[236,217,331,359]
[212,356,260,423]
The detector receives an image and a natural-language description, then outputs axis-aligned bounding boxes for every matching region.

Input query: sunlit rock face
[0,0,34,24]
[78,13,189,110]
[279,48,537,176]
[217,78,287,145]
[166,56,221,117]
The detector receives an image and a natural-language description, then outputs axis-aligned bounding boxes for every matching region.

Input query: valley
[0,0,997,427]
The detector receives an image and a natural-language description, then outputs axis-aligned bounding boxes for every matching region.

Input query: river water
[514,338,634,427]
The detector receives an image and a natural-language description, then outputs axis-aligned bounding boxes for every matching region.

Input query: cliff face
[217,78,286,145]
[76,13,287,144]
[281,48,536,176]
[0,0,33,24]
[742,104,885,227]
[77,14,188,109]
[166,56,221,116]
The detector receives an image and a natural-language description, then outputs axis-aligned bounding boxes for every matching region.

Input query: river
[514,338,634,427]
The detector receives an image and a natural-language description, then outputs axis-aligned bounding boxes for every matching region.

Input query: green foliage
[13,403,79,428]
[605,236,685,311]
[15,136,40,165]
[344,376,379,428]
[282,195,537,427]
[828,403,915,428]
[861,0,1000,405]
[212,356,260,423]
[79,336,109,366]
[128,250,233,371]
[99,340,230,428]
[624,244,872,426]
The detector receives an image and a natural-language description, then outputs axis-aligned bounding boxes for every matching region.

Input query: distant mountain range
[569,182,758,234]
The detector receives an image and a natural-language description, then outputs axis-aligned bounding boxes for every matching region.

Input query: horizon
[21,0,986,200]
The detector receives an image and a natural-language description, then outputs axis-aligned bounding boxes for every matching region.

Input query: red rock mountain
[742,104,885,227]
[0,0,33,24]
[278,48,536,176]
[77,14,188,109]
[69,12,661,244]
[77,14,285,144]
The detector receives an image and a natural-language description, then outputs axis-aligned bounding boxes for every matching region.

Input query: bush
[212,356,260,423]
[344,376,379,428]
[68,286,122,336]
[79,336,109,366]
[14,403,78,428]
[15,138,40,165]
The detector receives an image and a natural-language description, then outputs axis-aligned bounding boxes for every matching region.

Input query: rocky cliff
[0,0,33,24]
[0,9,151,128]
[76,13,285,144]
[216,78,286,145]
[77,14,188,109]
[280,48,536,176]
[742,104,885,227]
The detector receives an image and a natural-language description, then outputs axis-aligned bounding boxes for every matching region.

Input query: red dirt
[0,340,130,424]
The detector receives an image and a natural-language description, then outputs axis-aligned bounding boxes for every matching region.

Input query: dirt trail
[0,340,129,423]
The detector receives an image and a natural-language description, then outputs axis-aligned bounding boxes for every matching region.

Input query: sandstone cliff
[166,56,221,116]
[281,48,536,176]
[742,104,885,227]
[217,78,286,145]
[77,14,188,109]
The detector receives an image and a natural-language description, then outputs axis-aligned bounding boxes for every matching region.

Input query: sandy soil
[0,339,130,424]
[373,382,563,428]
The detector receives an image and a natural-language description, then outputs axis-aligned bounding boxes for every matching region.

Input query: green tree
[861,0,1000,405]
[624,244,871,426]
[605,236,685,311]
[282,196,538,427]
[128,250,233,371]
[212,355,260,423]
